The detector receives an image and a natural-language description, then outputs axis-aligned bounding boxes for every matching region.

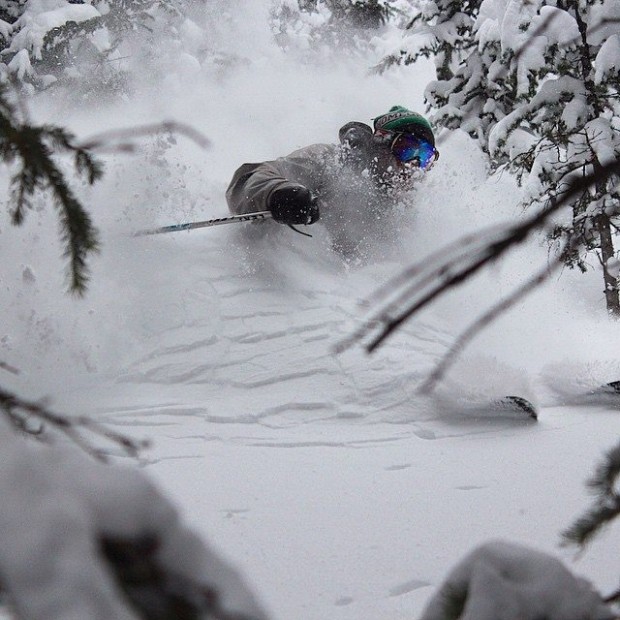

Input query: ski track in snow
[65,184,618,620]
[6,178,620,620]
[76,218,546,458]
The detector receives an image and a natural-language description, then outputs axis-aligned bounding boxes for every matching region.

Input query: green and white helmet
[373,106,435,147]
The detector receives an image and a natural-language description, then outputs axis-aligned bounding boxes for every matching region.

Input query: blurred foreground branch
[417,257,566,393]
[0,83,103,294]
[80,120,211,153]
[337,158,620,384]
[2,80,210,295]
[0,385,148,461]
[562,440,620,549]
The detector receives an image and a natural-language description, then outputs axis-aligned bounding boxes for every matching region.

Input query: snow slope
[2,3,620,620]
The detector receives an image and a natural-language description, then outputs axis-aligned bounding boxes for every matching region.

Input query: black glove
[268,184,319,225]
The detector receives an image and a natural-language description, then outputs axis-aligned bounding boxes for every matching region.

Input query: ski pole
[134,210,273,237]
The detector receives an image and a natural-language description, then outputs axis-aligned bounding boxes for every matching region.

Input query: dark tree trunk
[571,3,618,316]
[596,213,620,317]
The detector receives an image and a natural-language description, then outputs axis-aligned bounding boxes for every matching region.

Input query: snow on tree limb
[419,541,614,620]
[338,158,620,377]
[0,422,268,620]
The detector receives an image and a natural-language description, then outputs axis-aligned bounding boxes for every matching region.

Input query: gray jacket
[226,143,338,216]
[225,124,407,254]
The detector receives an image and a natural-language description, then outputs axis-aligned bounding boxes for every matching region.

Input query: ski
[544,380,620,408]
[437,394,539,421]
[570,381,620,407]
[493,396,538,420]
[497,381,620,414]
[603,380,620,393]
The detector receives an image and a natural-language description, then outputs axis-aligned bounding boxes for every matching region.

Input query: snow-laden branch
[338,158,620,379]
[0,420,268,620]
[419,541,614,620]
[79,121,212,153]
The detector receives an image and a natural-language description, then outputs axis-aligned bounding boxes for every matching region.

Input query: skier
[226,106,438,251]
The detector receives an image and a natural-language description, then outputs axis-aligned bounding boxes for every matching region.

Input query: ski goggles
[375,130,439,169]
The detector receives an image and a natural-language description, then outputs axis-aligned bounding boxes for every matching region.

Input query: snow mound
[0,420,267,620]
[420,541,614,620]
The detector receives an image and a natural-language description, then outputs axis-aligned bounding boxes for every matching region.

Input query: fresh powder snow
[1,2,620,620]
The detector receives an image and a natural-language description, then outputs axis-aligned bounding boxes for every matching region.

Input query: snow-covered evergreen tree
[270,0,415,57]
[0,0,192,97]
[0,0,27,24]
[375,1,482,79]
[389,0,620,315]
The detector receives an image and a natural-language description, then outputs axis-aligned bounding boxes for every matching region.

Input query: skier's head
[372,106,438,171]
[374,106,435,146]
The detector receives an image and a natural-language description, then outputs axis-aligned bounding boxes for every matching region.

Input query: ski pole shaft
[134,211,273,237]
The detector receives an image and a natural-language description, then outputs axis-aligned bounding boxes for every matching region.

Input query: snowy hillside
[1,2,620,620]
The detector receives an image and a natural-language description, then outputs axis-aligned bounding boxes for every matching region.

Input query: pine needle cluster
[0,84,103,294]
[563,441,620,548]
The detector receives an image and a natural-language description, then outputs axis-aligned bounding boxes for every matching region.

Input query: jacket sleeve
[226,144,335,215]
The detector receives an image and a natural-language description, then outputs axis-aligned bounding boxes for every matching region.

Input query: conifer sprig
[0,86,103,295]
[562,441,620,547]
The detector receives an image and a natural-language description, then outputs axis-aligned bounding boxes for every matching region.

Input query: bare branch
[80,120,212,152]
[333,223,509,354]
[338,158,620,380]
[0,386,148,461]
[0,361,19,375]
[418,255,565,393]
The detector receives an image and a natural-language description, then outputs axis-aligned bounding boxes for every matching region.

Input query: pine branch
[45,125,105,184]
[0,87,103,294]
[9,165,34,225]
[562,441,620,548]
[11,125,101,294]
[0,83,210,295]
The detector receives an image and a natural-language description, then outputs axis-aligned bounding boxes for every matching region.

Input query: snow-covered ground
[2,3,620,620]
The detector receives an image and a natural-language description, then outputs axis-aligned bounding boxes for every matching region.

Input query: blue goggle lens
[391,133,436,169]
